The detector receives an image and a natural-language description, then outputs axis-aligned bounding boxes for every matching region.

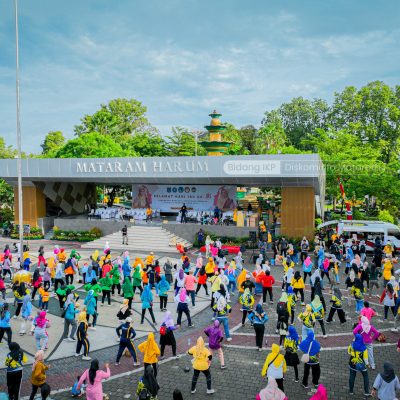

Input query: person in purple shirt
[204,320,225,369]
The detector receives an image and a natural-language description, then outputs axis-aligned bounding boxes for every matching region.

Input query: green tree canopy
[41,131,65,156]
[125,132,168,157]
[166,127,206,156]
[55,131,129,158]
[74,98,156,144]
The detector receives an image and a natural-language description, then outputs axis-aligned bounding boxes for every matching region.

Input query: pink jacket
[353,324,380,344]
[185,275,197,291]
[78,367,110,400]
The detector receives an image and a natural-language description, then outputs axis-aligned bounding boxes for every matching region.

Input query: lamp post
[189,130,206,156]
[14,0,24,258]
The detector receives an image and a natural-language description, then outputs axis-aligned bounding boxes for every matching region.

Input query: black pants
[254,323,265,348]
[384,305,396,319]
[112,283,121,295]
[276,378,284,392]
[15,303,22,317]
[65,274,73,285]
[102,290,111,305]
[144,362,158,378]
[290,309,295,324]
[133,285,143,295]
[302,363,320,387]
[7,370,22,400]
[0,327,12,345]
[242,310,248,325]
[293,364,299,380]
[262,287,273,303]
[300,252,308,263]
[161,336,177,357]
[43,280,51,291]
[196,283,209,295]
[281,249,287,257]
[31,286,38,300]
[127,297,133,309]
[326,307,346,323]
[76,337,90,356]
[303,271,312,283]
[160,296,168,310]
[294,288,304,302]
[315,319,326,335]
[191,368,211,391]
[141,308,156,324]
[349,368,370,394]
[321,271,331,284]
[57,294,65,309]
[54,278,64,292]
[29,383,48,400]
[116,341,137,362]
[177,309,192,326]
[3,269,12,280]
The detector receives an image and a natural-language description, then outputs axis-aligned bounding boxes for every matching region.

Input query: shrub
[378,209,395,224]
[52,228,102,242]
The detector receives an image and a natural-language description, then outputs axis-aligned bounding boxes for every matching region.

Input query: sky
[0,0,399,153]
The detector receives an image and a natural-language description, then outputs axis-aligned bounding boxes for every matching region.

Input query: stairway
[81,225,192,253]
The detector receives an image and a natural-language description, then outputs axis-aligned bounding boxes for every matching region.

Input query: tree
[74,98,156,144]
[238,125,259,154]
[330,81,400,163]
[257,118,287,153]
[220,123,244,155]
[126,132,168,157]
[55,132,128,158]
[41,131,65,156]
[262,97,329,150]
[166,127,204,156]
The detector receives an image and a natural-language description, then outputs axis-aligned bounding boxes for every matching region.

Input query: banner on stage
[131,184,236,212]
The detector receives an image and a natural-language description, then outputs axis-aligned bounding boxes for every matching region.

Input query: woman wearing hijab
[310,295,327,338]
[310,269,322,301]
[326,287,346,324]
[31,268,43,301]
[6,342,28,399]
[136,365,160,399]
[248,303,268,351]
[140,284,156,324]
[212,294,232,341]
[372,363,400,399]
[0,303,12,345]
[353,316,380,370]
[196,265,209,296]
[174,288,193,327]
[77,359,110,400]
[159,311,178,359]
[204,319,225,368]
[302,255,313,284]
[76,310,91,360]
[312,276,326,311]
[239,287,255,326]
[84,290,97,329]
[379,282,396,320]
[29,350,49,400]
[291,271,306,305]
[20,290,33,335]
[345,269,356,307]
[350,278,366,314]
[298,304,316,341]
[299,331,321,390]
[284,326,300,382]
[256,378,287,400]
[261,344,287,392]
[138,333,161,378]
[188,337,215,395]
[158,275,170,311]
[63,293,79,341]
[348,333,371,396]
[33,311,50,351]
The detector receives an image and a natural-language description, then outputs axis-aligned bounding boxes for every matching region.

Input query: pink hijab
[258,378,286,400]
[360,316,371,334]
[309,384,328,400]
[36,311,48,329]
[304,256,312,267]
[179,288,187,302]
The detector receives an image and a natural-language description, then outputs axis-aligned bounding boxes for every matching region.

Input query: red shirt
[198,273,207,285]
[260,275,275,288]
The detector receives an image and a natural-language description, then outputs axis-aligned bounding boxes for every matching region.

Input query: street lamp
[14,0,24,259]
[189,129,207,156]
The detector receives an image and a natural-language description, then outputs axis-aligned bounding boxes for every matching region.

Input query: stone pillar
[14,186,46,227]
[281,187,315,239]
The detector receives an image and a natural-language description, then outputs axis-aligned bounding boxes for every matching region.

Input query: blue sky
[0,0,399,153]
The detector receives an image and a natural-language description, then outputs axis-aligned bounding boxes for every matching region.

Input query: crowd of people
[0,232,399,399]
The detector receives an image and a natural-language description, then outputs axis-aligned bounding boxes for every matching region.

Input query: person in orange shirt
[58,248,66,263]
[39,287,50,310]
[134,257,145,270]
[141,269,149,286]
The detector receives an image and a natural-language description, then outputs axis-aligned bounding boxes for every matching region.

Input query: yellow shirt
[205,261,215,274]
[382,261,393,280]
[188,346,211,371]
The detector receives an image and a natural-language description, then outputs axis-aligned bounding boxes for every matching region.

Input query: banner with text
[131,184,237,212]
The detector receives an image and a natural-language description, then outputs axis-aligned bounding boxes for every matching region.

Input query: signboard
[131,185,237,212]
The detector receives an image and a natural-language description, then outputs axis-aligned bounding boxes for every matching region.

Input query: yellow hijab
[265,344,285,368]
[140,333,159,359]
[78,311,87,325]
[194,336,206,357]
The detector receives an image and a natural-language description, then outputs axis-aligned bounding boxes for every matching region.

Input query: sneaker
[226,337,232,342]
[323,335,327,338]
[364,393,372,397]
[206,389,215,395]
[221,365,226,369]
[133,362,140,366]
[115,362,120,366]
[189,324,194,328]
[82,356,91,361]
[75,353,80,357]
[270,301,274,304]
[349,392,354,396]
[295,379,299,383]
[301,302,305,306]
[191,389,196,394]
[100,303,104,307]
[68,337,76,342]
[175,355,180,359]
[159,356,165,360]
[63,338,69,341]
[241,324,245,327]
[258,348,262,352]
[302,384,309,389]
[89,327,96,331]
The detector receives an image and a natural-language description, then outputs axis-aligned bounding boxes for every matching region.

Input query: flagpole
[14,0,24,258]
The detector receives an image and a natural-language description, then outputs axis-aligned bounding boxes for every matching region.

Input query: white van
[317,220,400,251]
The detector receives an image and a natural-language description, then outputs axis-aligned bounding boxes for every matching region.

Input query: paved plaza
[0,239,398,399]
